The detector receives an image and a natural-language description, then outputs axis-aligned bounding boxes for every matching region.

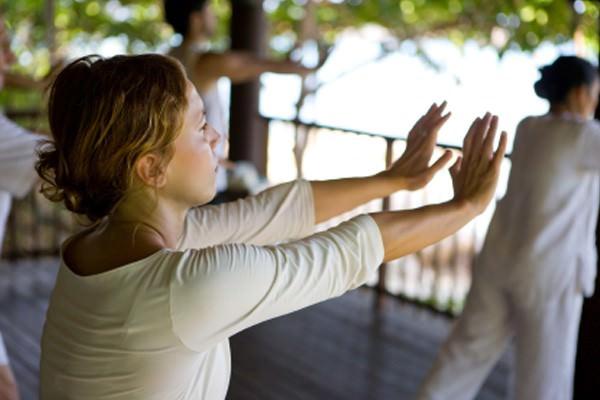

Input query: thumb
[428,150,453,175]
[449,155,462,179]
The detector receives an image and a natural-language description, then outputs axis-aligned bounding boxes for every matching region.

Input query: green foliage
[1,0,598,108]
[267,0,598,54]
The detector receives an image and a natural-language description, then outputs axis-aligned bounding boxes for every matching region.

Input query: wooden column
[228,0,269,175]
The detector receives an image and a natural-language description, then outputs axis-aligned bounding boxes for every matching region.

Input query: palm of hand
[386,102,452,190]
[451,113,507,213]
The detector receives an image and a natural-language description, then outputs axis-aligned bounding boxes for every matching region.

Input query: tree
[269,0,597,51]
[1,0,597,105]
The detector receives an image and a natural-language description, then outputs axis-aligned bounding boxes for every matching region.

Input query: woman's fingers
[425,112,451,142]
[480,115,499,164]
[409,102,450,148]
[470,113,491,164]
[462,117,480,169]
[491,131,508,174]
[427,150,453,176]
[408,103,438,141]
[449,155,462,178]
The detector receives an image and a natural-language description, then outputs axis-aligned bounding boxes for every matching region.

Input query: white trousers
[416,274,583,400]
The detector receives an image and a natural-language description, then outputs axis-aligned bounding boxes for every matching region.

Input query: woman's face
[163,81,221,207]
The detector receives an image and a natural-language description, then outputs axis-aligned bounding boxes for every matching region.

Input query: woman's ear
[135,153,167,188]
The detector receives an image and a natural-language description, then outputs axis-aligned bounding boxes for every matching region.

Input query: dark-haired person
[417,55,600,400]
[163,0,311,195]
[37,52,506,399]
[0,17,44,400]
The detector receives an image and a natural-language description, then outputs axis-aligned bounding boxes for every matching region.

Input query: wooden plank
[0,260,510,400]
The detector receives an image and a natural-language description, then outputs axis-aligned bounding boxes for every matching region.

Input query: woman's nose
[207,124,221,150]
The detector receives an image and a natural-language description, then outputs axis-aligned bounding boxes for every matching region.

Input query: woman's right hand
[450,113,507,215]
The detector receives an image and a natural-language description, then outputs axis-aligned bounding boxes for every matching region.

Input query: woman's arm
[172,115,506,349]
[193,51,311,90]
[180,103,451,248]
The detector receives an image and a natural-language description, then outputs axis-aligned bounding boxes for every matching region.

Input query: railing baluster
[376,138,395,307]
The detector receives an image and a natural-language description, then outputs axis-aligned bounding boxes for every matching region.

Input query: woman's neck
[109,196,188,249]
[549,103,588,120]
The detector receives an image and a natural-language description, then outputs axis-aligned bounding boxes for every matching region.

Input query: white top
[40,180,385,399]
[0,113,41,244]
[477,114,600,303]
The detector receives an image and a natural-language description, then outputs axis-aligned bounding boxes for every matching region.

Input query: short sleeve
[169,214,384,352]
[178,179,315,249]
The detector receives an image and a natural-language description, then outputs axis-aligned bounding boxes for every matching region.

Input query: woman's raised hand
[450,113,507,214]
[381,102,453,191]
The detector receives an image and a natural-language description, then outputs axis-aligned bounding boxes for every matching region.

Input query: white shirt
[40,180,385,399]
[0,113,41,366]
[0,113,42,244]
[477,114,600,303]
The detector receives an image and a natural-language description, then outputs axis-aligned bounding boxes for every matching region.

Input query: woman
[164,0,311,196]
[0,17,44,400]
[417,56,600,400]
[37,54,505,399]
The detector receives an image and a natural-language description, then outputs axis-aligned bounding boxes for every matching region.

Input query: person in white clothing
[0,17,43,400]
[164,0,312,195]
[417,56,600,400]
[36,53,506,399]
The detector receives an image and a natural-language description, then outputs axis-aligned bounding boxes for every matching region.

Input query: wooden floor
[0,259,511,400]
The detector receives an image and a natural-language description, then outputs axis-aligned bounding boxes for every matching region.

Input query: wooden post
[228,0,268,175]
[375,138,394,309]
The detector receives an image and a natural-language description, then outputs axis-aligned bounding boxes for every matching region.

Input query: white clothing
[418,114,600,400]
[417,270,582,400]
[40,180,385,400]
[0,113,42,244]
[0,113,41,370]
[478,115,600,302]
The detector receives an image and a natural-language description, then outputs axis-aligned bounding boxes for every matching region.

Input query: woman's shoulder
[61,222,174,277]
[518,114,599,133]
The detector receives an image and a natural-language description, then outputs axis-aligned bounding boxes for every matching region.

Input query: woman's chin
[195,186,217,207]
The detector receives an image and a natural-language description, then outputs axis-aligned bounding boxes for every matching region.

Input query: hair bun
[534,65,558,101]
[533,55,598,103]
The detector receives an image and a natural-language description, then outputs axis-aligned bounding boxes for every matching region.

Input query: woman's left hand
[380,101,453,191]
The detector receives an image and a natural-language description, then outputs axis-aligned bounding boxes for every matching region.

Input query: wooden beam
[228,0,269,175]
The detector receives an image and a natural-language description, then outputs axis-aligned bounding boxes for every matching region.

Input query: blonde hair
[36,54,189,222]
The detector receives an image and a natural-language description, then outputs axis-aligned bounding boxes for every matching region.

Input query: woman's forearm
[370,200,478,262]
[310,174,402,224]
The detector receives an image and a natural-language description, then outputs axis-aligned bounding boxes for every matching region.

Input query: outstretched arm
[182,102,453,247]
[172,116,507,349]
[194,51,311,90]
